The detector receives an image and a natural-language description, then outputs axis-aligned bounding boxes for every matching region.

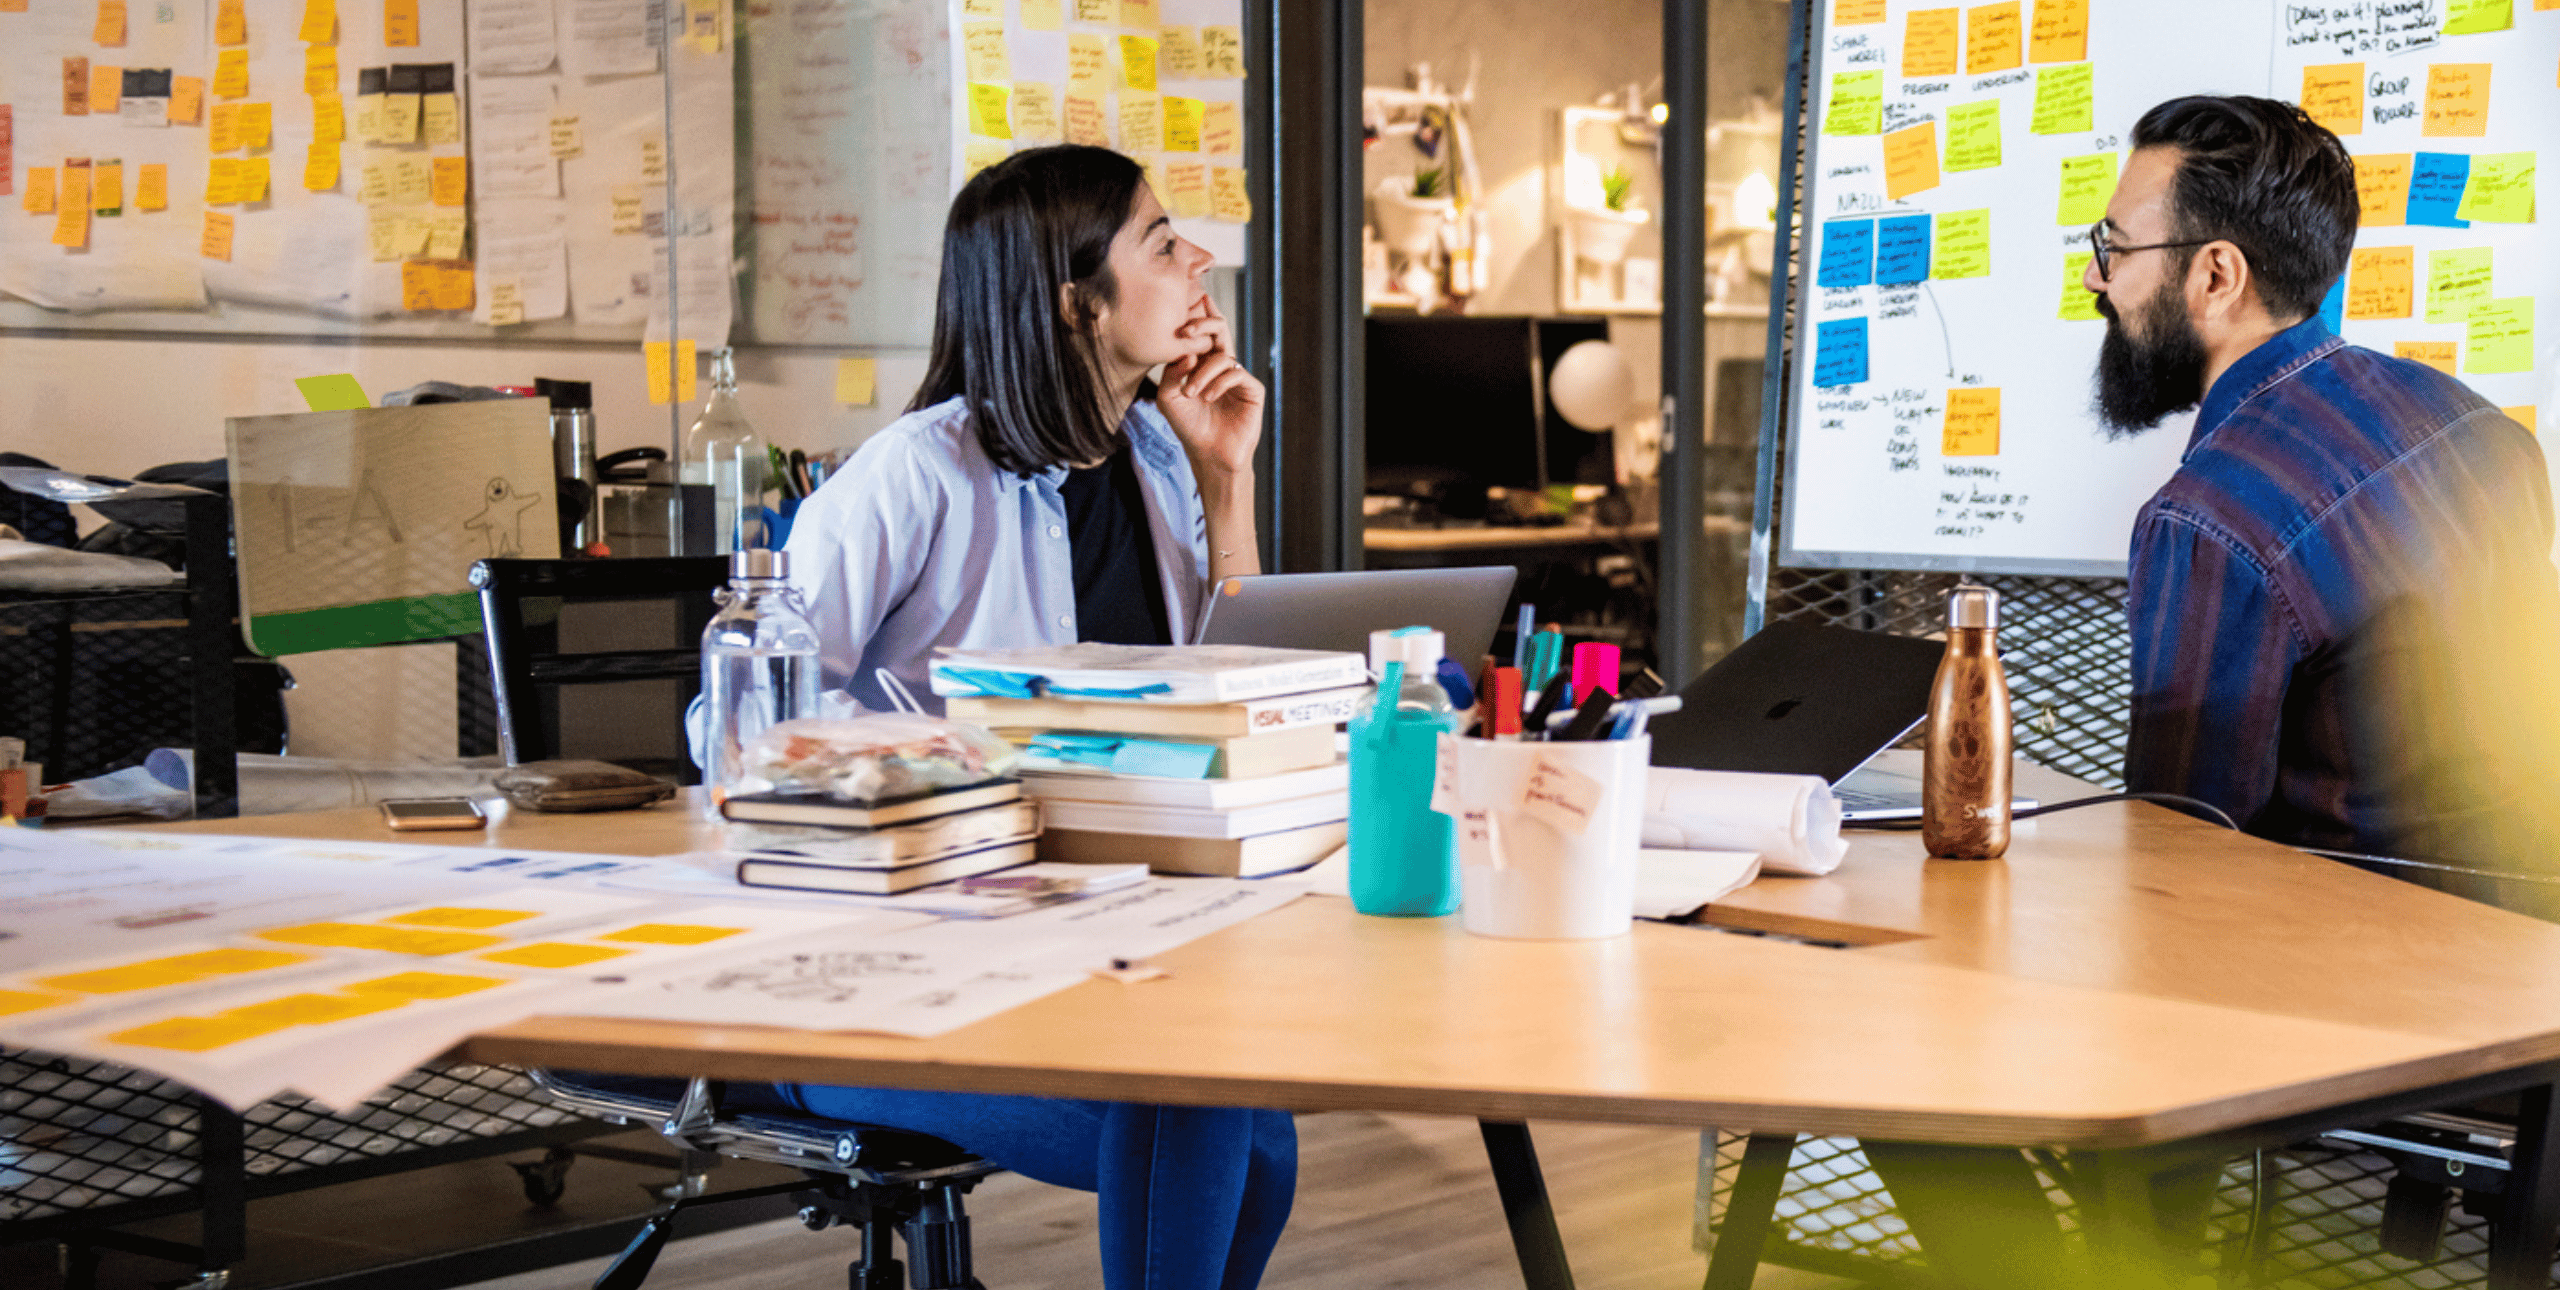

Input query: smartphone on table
[380,798,487,831]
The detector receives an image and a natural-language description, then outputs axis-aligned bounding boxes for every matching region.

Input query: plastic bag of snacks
[740,715,1019,804]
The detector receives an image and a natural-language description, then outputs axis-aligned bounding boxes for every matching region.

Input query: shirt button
[1058,614,1073,628]
[1048,524,1063,538]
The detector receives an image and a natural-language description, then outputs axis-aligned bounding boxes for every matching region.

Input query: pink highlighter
[1570,642,1621,703]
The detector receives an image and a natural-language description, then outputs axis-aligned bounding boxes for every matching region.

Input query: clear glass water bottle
[682,348,767,554]
[700,548,820,818]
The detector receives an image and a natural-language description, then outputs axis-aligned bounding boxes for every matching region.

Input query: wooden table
[171,782,2560,1289]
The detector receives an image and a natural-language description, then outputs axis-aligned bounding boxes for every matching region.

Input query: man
[1865,94,2559,1288]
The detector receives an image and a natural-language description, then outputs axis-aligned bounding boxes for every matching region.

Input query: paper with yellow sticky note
[2466,299,2533,375]
[169,76,203,124]
[2346,246,2414,319]
[1119,94,1164,154]
[1069,33,1109,90]
[295,373,369,410]
[306,45,338,96]
[221,991,409,1025]
[209,102,242,152]
[402,262,438,313]
[1198,25,1243,78]
[1209,165,1250,222]
[240,101,272,149]
[343,972,508,1000]
[1120,0,1157,25]
[1943,101,2001,171]
[2028,0,2084,62]
[1943,388,2002,456]
[431,155,468,205]
[1011,82,1061,143]
[1163,96,1203,151]
[384,0,419,44]
[216,0,245,44]
[968,83,1012,139]
[136,163,167,210]
[35,957,201,994]
[2056,151,2116,224]
[235,156,269,203]
[95,0,126,45]
[23,168,56,215]
[201,209,234,259]
[386,906,540,929]
[1903,7,1960,78]
[299,0,335,42]
[2426,247,2494,323]
[1964,1,2022,75]
[479,942,630,968]
[107,1015,292,1052]
[312,93,345,143]
[2300,63,2361,136]
[2422,64,2490,137]
[89,64,122,115]
[836,356,877,405]
[91,162,122,216]
[2354,153,2412,227]
[304,143,338,190]
[646,340,698,405]
[1835,0,1886,20]
[1064,94,1109,147]
[1824,71,1882,136]
[214,48,250,99]
[2030,62,2091,135]
[2456,153,2534,223]
[1929,209,1991,279]
[1073,0,1113,20]
[1164,162,1209,218]
[2396,340,2457,375]
[2060,251,2101,320]
[0,988,78,1017]
[1159,26,1203,78]
[2444,0,2512,33]
[1199,100,1241,154]
[1121,35,1158,92]
[1882,121,1940,200]
[1019,0,1061,29]
[52,163,90,249]
[600,922,744,945]
[963,20,1010,83]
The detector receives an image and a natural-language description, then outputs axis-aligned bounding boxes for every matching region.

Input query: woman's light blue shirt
[782,395,1210,713]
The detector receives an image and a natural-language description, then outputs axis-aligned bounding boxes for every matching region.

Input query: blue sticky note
[1875,214,1933,286]
[2315,275,2345,335]
[2406,153,2472,229]
[1812,318,1871,387]
[1817,219,1876,288]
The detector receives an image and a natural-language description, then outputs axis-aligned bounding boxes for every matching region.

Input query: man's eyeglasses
[2086,221,2213,282]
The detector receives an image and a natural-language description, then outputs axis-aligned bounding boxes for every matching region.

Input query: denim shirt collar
[2185,315,2345,460]
[994,399,1186,492]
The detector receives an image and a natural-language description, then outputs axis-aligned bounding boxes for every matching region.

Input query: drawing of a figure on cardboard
[464,476,544,557]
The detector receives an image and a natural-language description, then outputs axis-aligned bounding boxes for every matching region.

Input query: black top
[1059,438,1172,646]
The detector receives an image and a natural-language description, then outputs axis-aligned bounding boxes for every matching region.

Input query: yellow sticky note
[2060,251,2101,320]
[390,155,430,204]
[1824,71,1883,136]
[294,373,368,409]
[1943,387,2002,456]
[215,0,246,44]
[1943,100,2001,171]
[1073,0,1113,19]
[305,45,338,96]
[222,991,409,1025]
[386,906,539,929]
[962,139,1012,181]
[1118,93,1163,153]
[961,0,996,15]
[240,101,272,149]
[1068,33,1110,91]
[1162,95,1202,151]
[2346,246,2415,319]
[109,1015,291,1052]
[92,162,122,214]
[1019,0,1061,28]
[2028,0,2084,62]
[165,947,315,974]
[962,20,1010,83]
[209,102,242,152]
[384,0,419,45]
[0,988,78,1016]
[1064,94,1109,146]
[1199,100,1241,154]
[430,154,468,205]
[1210,165,1251,222]
[645,340,698,404]
[2301,63,2363,136]
[1198,24,1243,78]
[1010,81,1061,141]
[2030,62,2092,135]
[357,161,390,205]
[2456,152,2535,223]
[968,83,1013,139]
[1883,121,1941,200]
[425,91,458,141]
[53,165,90,247]
[214,48,250,99]
[2423,63,2490,137]
[256,921,502,955]
[1120,0,1157,25]
[202,209,234,259]
[343,971,509,999]
[600,923,744,945]
[95,0,126,46]
[2466,298,2533,374]
[1835,0,1887,22]
[169,75,203,123]
[89,63,122,115]
[2056,151,2117,224]
[1121,35,1158,92]
[23,167,56,214]
[299,0,336,42]
[313,92,345,142]
[424,211,465,259]
[303,142,338,189]
[2502,405,2536,434]
[2355,153,2412,227]
[2396,340,2457,374]
[236,155,269,202]
[836,355,877,404]
[2444,0,2512,33]
[478,942,632,968]
[1164,161,1209,218]
[1932,208,1991,278]
[380,92,420,142]
[1903,8,1961,78]
[1963,1,2022,75]
[2425,246,2494,323]
[35,959,196,994]
[1159,26,1203,78]
[136,162,168,209]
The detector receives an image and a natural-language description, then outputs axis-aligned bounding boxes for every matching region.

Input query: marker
[1570,642,1620,702]
[1541,695,1682,728]
[1491,668,1524,740]
[1523,672,1572,741]
[1557,689,1617,742]
[1513,604,1536,672]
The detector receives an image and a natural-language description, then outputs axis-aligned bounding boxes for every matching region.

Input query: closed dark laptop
[1647,621,1944,781]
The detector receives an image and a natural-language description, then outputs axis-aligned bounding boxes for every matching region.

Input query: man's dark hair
[2129,95,2359,321]
[912,145,1147,476]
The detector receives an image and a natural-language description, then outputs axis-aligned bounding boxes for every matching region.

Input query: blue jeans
[783,1085,1297,1290]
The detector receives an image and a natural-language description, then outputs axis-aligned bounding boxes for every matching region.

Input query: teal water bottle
[1349,627,1463,916]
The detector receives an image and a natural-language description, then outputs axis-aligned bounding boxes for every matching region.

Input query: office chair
[469,557,730,785]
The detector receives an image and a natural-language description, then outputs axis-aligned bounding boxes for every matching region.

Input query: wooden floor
[7,1112,1857,1290]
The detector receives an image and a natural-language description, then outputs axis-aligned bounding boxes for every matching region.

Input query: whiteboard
[1781,0,2559,576]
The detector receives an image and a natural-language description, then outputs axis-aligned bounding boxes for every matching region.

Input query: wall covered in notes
[1782,0,2557,575]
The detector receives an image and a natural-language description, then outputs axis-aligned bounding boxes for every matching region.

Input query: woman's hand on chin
[1157,295,1262,483]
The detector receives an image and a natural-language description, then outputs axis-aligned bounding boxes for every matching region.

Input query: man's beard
[2093,283,2209,440]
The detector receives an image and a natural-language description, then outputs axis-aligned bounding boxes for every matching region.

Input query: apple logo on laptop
[1764,697,1804,721]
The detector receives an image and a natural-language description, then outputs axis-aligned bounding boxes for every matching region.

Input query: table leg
[1702,1133,1794,1290]
[1477,1120,1576,1290]
[2079,1150,2175,1290]
[2489,1083,2560,1290]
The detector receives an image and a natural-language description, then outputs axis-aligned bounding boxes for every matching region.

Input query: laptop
[1645,620,2037,821]
[1193,568,1518,669]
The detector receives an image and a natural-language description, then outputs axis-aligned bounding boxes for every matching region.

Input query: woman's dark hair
[910,145,1149,476]
[2129,95,2359,321]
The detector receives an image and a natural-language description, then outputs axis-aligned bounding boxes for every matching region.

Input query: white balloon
[1548,340,1637,432]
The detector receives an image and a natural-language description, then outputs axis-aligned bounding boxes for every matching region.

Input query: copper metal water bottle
[1923,583,2012,859]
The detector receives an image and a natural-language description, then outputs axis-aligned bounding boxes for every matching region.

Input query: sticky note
[387,906,540,929]
[344,971,508,999]
[961,0,995,15]
[95,0,126,46]
[2456,152,2535,223]
[2300,63,2362,136]
[305,46,338,96]
[23,167,55,214]
[2425,246,2494,323]
[2029,0,2084,61]
[91,161,121,215]
[222,991,408,1025]
[1119,94,1163,153]
[169,76,202,123]
[390,155,430,204]
[0,988,76,1016]
[63,56,91,116]
[967,83,1012,139]
[431,154,468,205]
[2056,151,2117,224]
[299,0,335,42]
[1069,33,1110,90]
[1883,121,1940,199]
[216,0,246,44]
[1120,0,1156,24]
[1964,1,2023,74]
[1164,161,1209,217]
[209,102,241,151]
[424,211,464,259]
[1072,0,1112,20]
[52,165,89,247]
[2354,153,2412,227]
[295,373,369,409]
[1943,388,2001,456]
[1817,219,1876,288]
[1199,100,1241,154]
[1019,0,1061,29]
[1209,165,1250,221]
[202,210,233,259]
[600,923,744,945]
[108,1015,291,1051]
[963,20,1010,83]
[136,162,166,209]
[1903,8,1960,77]
[239,101,272,149]
[2407,152,2472,227]
[2422,64,2489,137]
[255,922,503,955]
[2396,341,2457,374]
[214,48,250,99]
[1835,0,1887,20]
[303,142,338,190]
[384,0,418,44]
[36,959,196,993]
[2061,251,2101,320]
[1163,95,1202,151]
[2031,63,2093,134]
[1824,71,1883,136]
[1812,318,1871,386]
[1120,35,1158,92]
[357,161,390,205]
[2466,298,2533,374]
[2444,0,2512,33]
[1159,26,1203,77]
[1197,26,1244,78]
[1931,208,1991,278]
[645,340,697,405]
[2345,247,2415,319]
[479,942,632,968]
[962,139,1011,181]
[1943,100,2001,171]
[1875,213,1933,285]
[313,93,344,142]
[2503,406,2537,435]
[90,64,122,115]
[1064,94,1109,147]
[836,356,877,404]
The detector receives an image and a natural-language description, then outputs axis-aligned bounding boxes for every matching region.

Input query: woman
[775,145,1294,1290]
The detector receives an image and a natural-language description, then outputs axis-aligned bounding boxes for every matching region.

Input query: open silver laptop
[1193,568,1518,669]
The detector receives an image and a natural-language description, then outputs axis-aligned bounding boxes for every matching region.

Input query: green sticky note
[1943,101,2002,172]
[1932,208,1992,278]
[2455,152,2536,223]
[2031,63,2094,135]
[2060,251,2101,320]
[2466,298,2534,374]
[1823,71,1883,136]
[2426,247,2495,324]
[2444,0,2511,34]
[295,374,371,411]
[2056,152,2118,225]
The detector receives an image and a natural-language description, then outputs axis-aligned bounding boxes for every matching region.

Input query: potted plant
[1569,162,1648,266]
[1373,165,1455,258]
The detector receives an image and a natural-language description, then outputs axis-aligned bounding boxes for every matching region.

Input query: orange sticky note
[1964,1,2023,75]
[23,167,56,214]
[2395,340,2456,375]
[2422,64,2490,137]
[239,101,272,149]
[169,76,204,124]
[305,45,338,96]
[136,162,166,209]
[53,162,91,247]
[2504,406,2538,435]
[237,155,269,202]
[312,92,345,142]
[1064,94,1109,147]
[1883,121,1941,199]
[91,161,121,213]
[1903,8,1960,78]
[1835,0,1887,21]
[205,156,239,203]
[644,340,698,404]
[1199,100,1241,154]
[1943,388,2001,456]
[209,102,241,152]
[304,141,339,189]
[2354,153,2412,227]
[1163,161,1209,217]
[299,0,335,42]
[215,0,246,44]
[2345,246,2414,319]
[430,155,466,205]
[1209,165,1251,222]
[2300,63,2362,136]
[95,0,127,46]
[214,48,250,99]
[400,260,437,310]
[2028,0,2083,62]
[384,0,419,45]
[432,261,474,310]
[89,64,122,115]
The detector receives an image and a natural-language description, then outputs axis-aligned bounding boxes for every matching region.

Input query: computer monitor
[1365,316,1616,504]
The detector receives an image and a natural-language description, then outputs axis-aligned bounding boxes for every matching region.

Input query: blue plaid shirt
[2125,317,2558,859]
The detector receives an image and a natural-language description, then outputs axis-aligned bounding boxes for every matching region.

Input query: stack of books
[721,779,1038,895]
[932,644,1368,877]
